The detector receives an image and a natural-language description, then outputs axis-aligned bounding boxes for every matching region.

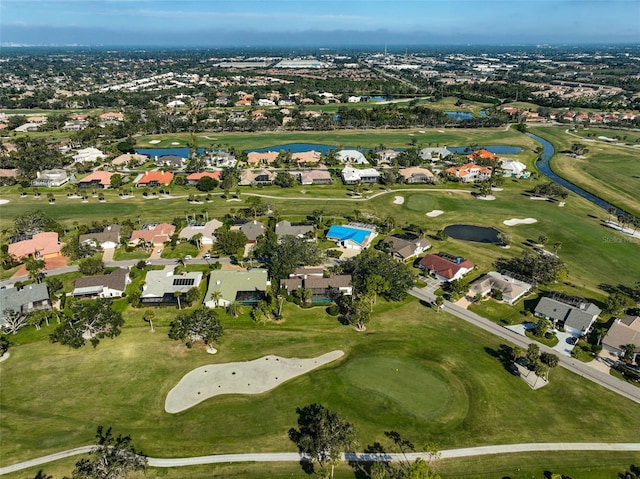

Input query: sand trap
[149,140,161,144]
[393,196,405,205]
[419,130,426,134]
[503,218,538,226]
[558,201,565,207]
[426,209,444,217]
[0,352,9,363]
[476,195,495,201]
[438,130,445,133]
[165,351,344,413]
[0,199,9,205]
[530,196,549,201]
[491,187,503,192]
[171,142,180,145]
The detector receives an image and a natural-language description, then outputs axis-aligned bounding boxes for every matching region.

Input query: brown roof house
[469,272,533,305]
[381,235,431,262]
[281,267,352,304]
[72,268,131,299]
[602,316,640,357]
[79,224,121,249]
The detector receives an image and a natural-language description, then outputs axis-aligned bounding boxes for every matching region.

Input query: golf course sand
[149,139,161,144]
[503,218,538,226]
[425,210,444,217]
[393,196,405,205]
[165,351,344,413]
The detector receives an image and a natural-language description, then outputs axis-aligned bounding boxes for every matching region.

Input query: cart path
[3,443,640,474]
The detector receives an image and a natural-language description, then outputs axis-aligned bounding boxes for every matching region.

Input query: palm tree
[212,290,222,308]
[553,241,562,255]
[226,301,240,317]
[607,207,616,223]
[174,291,182,310]
[143,310,155,332]
[435,295,444,313]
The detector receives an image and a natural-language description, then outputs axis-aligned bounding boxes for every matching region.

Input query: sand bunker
[165,351,344,413]
[476,195,496,201]
[503,218,538,226]
[393,196,405,205]
[0,199,9,205]
[426,210,444,217]
[149,140,161,144]
[171,142,180,145]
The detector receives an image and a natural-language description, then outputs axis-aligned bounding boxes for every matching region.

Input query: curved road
[2,443,639,475]
[409,288,640,404]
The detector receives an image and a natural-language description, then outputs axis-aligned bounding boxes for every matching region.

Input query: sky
[1,0,639,47]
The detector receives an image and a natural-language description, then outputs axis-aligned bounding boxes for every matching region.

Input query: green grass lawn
[160,242,199,259]
[2,299,640,471]
[112,247,150,261]
[529,126,640,218]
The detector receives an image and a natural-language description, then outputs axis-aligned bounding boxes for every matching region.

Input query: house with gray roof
[275,221,315,241]
[239,221,265,243]
[534,295,602,337]
[469,271,533,305]
[204,269,270,307]
[72,268,130,299]
[79,224,120,249]
[602,316,640,357]
[419,147,452,162]
[0,283,51,328]
[140,268,203,307]
[281,268,352,303]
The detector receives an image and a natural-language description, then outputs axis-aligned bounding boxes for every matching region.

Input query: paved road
[409,287,640,404]
[2,443,639,475]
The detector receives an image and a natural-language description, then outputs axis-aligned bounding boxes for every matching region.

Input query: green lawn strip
[112,247,150,261]
[4,450,639,479]
[525,330,559,347]
[160,242,199,259]
[529,126,640,218]
[468,296,532,325]
[2,299,640,466]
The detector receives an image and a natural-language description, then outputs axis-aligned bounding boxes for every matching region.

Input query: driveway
[505,323,577,357]
[417,275,443,297]
[102,247,115,262]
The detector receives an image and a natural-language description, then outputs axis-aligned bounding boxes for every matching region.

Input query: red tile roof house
[99,112,124,121]
[466,149,500,162]
[186,171,222,185]
[9,232,65,261]
[130,223,176,245]
[135,171,174,188]
[77,171,121,189]
[418,252,475,282]
[445,163,492,183]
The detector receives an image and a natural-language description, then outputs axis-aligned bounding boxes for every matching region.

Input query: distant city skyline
[1,0,638,47]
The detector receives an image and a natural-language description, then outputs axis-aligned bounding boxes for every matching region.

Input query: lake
[445,111,474,121]
[444,224,501,244]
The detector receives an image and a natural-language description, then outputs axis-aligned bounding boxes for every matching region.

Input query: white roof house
[341,167,381,184]
[167,100,186,108]
[178,219,223,245]
[72,147,107,164]
[419,147,452,161]
[337,149,368,164]
[501,159,528,178]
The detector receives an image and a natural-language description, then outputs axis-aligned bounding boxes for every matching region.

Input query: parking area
[419,275,444,296]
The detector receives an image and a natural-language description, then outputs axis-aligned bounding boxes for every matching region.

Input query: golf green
[404,193,438,212]
[342,355,458,422]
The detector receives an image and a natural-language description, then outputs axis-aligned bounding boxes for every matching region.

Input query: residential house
[112,153,148,167]
[275,220,314,241]
[534,295,602,338]
[77,171,121,189]
[468,271,533,305]
[326,224,377,250]
[239,169,275,186]
[467,149,499,162]
[9,232,64,260]
[186,171,222,185]
[71,268,130,299]
[239,220,265,244]
[130,223,176,245]
[79,224,120,249]
[72,147,108,164]
[247,151,279,165]
[31,169,71,187]
[204,269,270,307]
[292,151,322,165]
[300,169,332,185]
[418,252,475,282]
[155,155,186,169]
[282,268,352,303]
[135,171,174,187]
[0,284,52,328]
[378,149,401,165]
[167,100,186,108]
[602,316,640,357]
[99,112,124,122]
[381,235,431,262]
[206,151,236,168]
[337,149,368,164]
[445,163,492,183]
[140,269,203,306]
[419,147,452,162]
[178,219,223,245]
[500,159,528,178]
[398,167,435,184]
[341,166,380,184]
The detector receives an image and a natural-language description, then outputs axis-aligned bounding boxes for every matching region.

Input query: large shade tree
[50,298,124,348]
[168,307,223,349]
[289,403,356,479]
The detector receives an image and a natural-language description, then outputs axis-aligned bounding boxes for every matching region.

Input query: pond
[444,224,501,244]
[445,111,474,121]
[448,145,523,155]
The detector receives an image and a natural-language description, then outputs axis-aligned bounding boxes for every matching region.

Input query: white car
[156,249,163,254]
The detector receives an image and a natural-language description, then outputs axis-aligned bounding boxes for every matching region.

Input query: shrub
[326,304,340,316]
